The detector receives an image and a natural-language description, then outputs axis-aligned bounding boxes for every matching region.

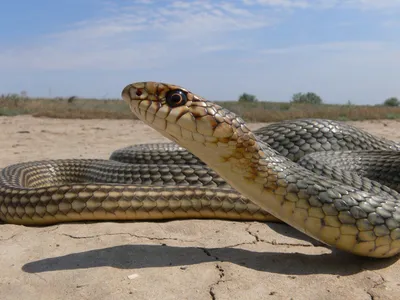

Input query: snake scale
[1,81,400,258]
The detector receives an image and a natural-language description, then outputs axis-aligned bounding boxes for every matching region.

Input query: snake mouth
[126,99,184,146]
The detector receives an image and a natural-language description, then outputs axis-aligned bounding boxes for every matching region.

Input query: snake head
[122,81,260,168]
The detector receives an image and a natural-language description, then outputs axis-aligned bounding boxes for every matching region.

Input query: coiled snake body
[1,81,400,258]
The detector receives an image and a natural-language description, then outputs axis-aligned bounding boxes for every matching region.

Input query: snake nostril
[136,89,142,96]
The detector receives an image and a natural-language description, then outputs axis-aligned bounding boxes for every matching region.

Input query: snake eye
[165,90,187,108]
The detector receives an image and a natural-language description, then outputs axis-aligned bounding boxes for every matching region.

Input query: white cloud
[243,0,310,8]
[0,1,275,71]
[1,0,399,72]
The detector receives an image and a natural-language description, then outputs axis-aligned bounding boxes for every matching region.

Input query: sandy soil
[1,116,400,300]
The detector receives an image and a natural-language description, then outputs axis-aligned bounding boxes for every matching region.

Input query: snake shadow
[22,243,398,276]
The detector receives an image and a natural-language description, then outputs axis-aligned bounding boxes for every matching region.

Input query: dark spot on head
[136,89,142,96]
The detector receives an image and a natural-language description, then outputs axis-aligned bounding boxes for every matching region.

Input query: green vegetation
[383,97,400,107]
[291,92,323,105]
[1,93,400,122]
[238,92,258,103]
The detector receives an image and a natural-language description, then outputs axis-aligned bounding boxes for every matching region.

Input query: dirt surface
[1,116,400,300]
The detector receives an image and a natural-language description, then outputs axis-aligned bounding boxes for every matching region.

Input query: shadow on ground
[22,243,398,276]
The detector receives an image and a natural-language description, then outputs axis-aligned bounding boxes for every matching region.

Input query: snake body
[1,82,400,258]
[1,120,398,225]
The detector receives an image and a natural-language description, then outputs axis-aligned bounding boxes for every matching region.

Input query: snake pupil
[136,89,142,96]
[171,94,181,103]
[166,90,187,107]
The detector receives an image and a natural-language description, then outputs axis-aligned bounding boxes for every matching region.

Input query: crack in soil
[61,232,191,243]
[366,271,386,300]
[1,225,60,242]
[197,247,226,300]
[0,234,17,241]
[245,224,319,247]
[209,264,225,300]
[33,273,47,283]
[41,225,60,233]
[199,247,219,260]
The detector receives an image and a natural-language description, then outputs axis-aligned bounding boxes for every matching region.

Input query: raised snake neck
[121,81,400,258]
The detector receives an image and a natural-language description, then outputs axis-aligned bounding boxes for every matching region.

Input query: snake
[1,82,400,258]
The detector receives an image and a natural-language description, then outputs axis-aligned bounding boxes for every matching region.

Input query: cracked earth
[1,116,400,300]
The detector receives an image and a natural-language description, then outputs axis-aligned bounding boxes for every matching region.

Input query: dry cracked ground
[1,116,400,300]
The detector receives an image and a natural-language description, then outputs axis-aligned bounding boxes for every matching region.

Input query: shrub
[68,96,77,103]
[383,97,399,107]
[291,92,323,105]
[238,93,258,102]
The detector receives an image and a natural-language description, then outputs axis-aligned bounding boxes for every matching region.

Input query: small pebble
[128,273,139,280]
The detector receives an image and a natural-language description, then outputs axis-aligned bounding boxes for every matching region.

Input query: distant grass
[1,95,400,122]
[386,113,400,120]
[0,96,130,119]
[218,101,400,122]
[0,107,29,116]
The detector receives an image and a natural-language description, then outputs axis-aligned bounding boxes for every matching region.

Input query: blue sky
[1,0,399,104]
